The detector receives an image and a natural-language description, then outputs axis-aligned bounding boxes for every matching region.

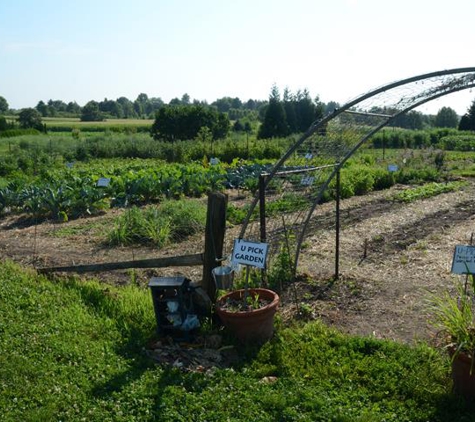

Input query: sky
[1,0,475,115]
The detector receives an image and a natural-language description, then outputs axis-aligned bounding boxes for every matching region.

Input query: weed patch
[107,199,206,246]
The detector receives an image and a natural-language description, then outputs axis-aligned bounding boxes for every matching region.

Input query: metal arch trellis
[238,67,475,277]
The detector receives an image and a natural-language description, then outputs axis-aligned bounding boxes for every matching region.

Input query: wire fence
[238,68,475,278]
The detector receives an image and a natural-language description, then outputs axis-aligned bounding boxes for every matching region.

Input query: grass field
[42,117,154,127]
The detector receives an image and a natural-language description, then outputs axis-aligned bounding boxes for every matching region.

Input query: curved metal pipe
[239,67,475,239]
[293,81,475,272]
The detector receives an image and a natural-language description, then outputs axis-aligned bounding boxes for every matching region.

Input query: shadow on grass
[58,274,266,408]
[430,392,475,422]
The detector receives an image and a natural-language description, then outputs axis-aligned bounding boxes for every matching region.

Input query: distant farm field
[42,117,154,133]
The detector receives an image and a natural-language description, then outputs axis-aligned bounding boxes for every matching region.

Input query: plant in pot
[215,267,280,345]
[427,273,475,399]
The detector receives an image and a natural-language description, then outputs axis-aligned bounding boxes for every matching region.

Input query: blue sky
[1,0,474,114]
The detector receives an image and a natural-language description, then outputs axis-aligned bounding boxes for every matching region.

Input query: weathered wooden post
[202,191,228,302]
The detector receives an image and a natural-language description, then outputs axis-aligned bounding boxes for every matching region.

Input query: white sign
[231,239,268,269]
[451,245,475,274]
[97,177,110,187]
[301,176,315,186]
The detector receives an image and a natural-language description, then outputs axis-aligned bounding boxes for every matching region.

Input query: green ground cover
[1,260,474,421]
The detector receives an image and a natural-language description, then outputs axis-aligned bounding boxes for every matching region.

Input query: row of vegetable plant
[0,144,457,222]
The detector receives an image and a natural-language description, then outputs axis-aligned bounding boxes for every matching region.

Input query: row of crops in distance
[0,146,451,222]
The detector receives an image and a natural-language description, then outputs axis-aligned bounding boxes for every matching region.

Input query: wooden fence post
[202,191,228,302]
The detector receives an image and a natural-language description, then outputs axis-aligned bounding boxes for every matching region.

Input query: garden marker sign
[231,239,268,269]
[96,177,110,187]
[451,245,475,274]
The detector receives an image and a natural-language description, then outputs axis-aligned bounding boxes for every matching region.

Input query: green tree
[151,105,230,142]
[214,112,230,139]
[257,85,288,139]
[35,100,49,117]
[18,108,43,130]
[169,97,182,106]
[80,101,104,122]
[233,119,244,131]
[181,93,191,105]
[134,93,153,117]
[148,97,164,116]
[459,99,475,131]
[324,101,340,114]
[117,97,137,118]
[48,99,67,114]
[283,87,298,133]
[99,98,123,118]
[0,96,8,114]
[434,107,459,128]
[0,115,8,131]
[212,97,233,113]
[66,101,81,115]
[295,89,319,132]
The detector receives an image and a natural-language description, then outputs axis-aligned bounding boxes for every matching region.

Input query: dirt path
[293,181,475,345]
[1,182,474,346]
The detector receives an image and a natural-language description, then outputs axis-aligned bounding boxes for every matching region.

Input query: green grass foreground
[0,261,474,421]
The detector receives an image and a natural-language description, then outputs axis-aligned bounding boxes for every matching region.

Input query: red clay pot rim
[216,288,279,316]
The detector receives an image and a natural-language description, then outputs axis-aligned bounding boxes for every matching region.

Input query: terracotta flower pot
[450,348,475,399]
[215,288,279,344]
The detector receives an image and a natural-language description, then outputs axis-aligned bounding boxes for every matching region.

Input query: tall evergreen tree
[283,87,297,133]
[459,99,475,131]
[295,89,317,132]
[257,85,288,139]
[0,96,8,114]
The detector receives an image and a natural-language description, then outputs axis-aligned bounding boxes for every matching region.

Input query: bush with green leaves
[439,134,475,151]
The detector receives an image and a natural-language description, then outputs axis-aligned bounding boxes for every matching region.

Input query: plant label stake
[301,176,314,186]
[96,177,110,187]
[451,245,475,275]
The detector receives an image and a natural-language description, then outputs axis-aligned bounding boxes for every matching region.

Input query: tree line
[3,91,475,141]
[257,85,326,139]
[0,93,267,122]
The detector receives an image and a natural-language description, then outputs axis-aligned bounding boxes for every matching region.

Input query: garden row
[371,127,475,150]
[0,148,451,223]
[0,132,289,178]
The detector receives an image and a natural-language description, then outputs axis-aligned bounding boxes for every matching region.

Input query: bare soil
[2,182,474,347]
